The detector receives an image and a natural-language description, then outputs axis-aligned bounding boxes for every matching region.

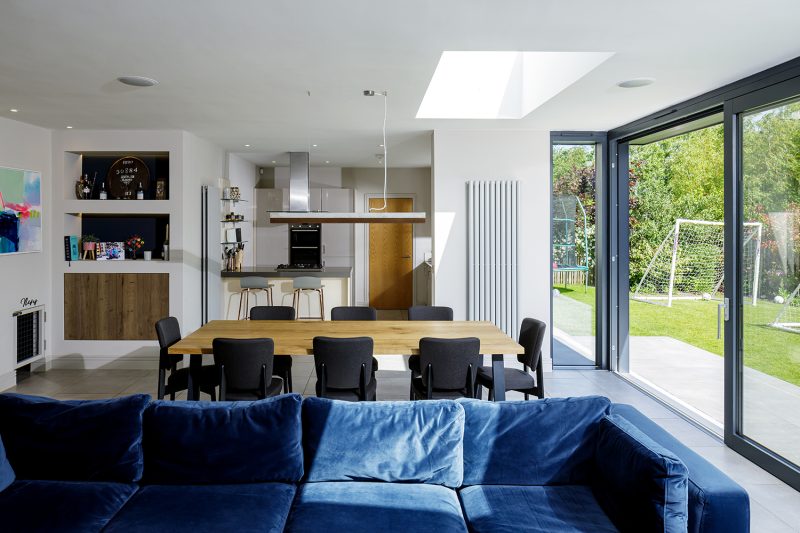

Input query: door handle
[401,255,411,258]
[717,298,729,340]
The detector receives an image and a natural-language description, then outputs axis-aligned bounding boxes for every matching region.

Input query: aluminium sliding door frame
[725,75,800,491]
[607,55,800,491]
[550,131,608,369]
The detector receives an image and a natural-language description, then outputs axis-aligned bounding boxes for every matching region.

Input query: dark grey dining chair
[155,317,217,400]
[330,306,378,321]
[249,305,295,393]
[330,306,379,371]
[407,306,454,399]
[212,338,283,401]
[313,336,377,401]
[476,318,546,400]
[410,337,481,400]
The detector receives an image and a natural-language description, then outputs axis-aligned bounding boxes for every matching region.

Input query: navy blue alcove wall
[80,154,169,200]
[82,215,169,258]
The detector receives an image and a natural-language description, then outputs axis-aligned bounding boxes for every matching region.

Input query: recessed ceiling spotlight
[617,77,655,89]
[325,160,330,164]
[379,144,384,148]
[117,76,159,87]
[9,108,18,113]
[66,126,73,129]
[244,144,250,147]
[312,144,318,148]
[271,160,277,164]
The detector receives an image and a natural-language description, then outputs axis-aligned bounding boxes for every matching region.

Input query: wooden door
[369,197,413,309]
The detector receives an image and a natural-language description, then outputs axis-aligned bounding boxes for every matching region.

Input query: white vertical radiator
[467,180,519,337]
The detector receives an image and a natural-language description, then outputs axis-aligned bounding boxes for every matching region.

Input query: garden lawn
[556,284,800,387]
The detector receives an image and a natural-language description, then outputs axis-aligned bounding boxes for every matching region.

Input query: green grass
[555,284,800,387]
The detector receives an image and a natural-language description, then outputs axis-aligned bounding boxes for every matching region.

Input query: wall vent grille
[14,306,44,367]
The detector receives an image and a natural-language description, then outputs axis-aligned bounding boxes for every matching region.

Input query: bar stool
[293,276,325,320]
[237,277,274,320]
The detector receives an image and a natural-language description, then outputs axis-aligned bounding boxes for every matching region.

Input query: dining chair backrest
[419,337,481,391]
[313,336,374,389]
[517,318,547,370]
[250,306,296,321]
[213,338,275,391]
[155,317,181,370]
[330,306,377,321]
[407,306,453,321]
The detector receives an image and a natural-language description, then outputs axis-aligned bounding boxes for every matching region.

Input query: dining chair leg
[292,289,299,319]
[267,287,274,306]
[284,367,292,393]
[524,393,530,401]
[319,288,325,321]
[157,368,166,400]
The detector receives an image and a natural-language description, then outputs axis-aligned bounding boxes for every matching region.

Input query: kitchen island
[221,266,352,319]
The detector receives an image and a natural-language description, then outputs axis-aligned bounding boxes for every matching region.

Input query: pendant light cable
[370,91,388,212]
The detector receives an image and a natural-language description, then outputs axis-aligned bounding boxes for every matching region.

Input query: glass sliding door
[730,82,800,481]
[622,115,727,430]
[551,142,598,366]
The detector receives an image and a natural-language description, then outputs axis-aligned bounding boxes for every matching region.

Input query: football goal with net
[771,284,800,333]
[633,219,763,307]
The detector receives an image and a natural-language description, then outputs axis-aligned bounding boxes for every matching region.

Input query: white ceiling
[1,0,799,167]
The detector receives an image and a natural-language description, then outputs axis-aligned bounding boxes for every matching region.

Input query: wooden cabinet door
[369,197,413,309]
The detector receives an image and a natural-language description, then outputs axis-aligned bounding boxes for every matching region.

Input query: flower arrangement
[125,235,145,259]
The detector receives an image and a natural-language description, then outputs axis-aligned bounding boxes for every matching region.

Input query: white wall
[432,130,552,364]
[274,166,342,189]
[182,132,225,333]
[225,153,257,268]
[342,167,432,307]
[0,117,52,389]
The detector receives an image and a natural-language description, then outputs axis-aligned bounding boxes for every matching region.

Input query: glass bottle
[136,181,144,200]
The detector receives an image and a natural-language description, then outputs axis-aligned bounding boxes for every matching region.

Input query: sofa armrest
[0,434,16,493]
[594,414,689,533]
[612,404,749,533]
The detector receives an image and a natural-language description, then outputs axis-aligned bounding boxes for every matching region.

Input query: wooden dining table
[169,320,524,401]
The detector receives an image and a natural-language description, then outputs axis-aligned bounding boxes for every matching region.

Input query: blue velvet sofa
[0,392,749,532]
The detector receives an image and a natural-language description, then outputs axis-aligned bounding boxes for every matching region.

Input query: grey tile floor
[6,364,800,531]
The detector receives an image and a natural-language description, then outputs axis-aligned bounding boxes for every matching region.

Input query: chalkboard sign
[107,156,150,199]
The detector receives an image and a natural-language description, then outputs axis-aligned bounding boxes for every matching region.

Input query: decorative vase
[143,251,152,261]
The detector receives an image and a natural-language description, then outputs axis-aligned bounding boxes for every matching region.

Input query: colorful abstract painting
[0,167,42,254]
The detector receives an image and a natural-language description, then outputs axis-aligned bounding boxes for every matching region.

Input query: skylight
[416,51,614,119]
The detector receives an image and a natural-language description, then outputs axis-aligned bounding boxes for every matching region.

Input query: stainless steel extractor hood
[268,151,427,224]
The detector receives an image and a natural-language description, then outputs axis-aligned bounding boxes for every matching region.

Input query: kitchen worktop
[221,266,352,278]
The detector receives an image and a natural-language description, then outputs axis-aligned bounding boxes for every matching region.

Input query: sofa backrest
[143,394,304,484]
[0,393,150,483]
[302,397,464,487]
[459,396,611,486]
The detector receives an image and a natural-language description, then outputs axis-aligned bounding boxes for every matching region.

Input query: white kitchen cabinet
[320,188,354,263]
[255,189,289,265]
[254,188,354,267]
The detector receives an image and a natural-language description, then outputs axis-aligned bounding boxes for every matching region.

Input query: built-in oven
[288,223,322,267]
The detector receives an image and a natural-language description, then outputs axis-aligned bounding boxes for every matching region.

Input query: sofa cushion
[459,396,611,485]
[285,482,467,533]
[458,484,618,533]
[143,394,303,484]
[0,479,137,532]
[302,397,464,487]
[611,404,749,533]
[594,414,689,533]
[0,393,149,482]
[0,434,14,492]
[104,483,296,533]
